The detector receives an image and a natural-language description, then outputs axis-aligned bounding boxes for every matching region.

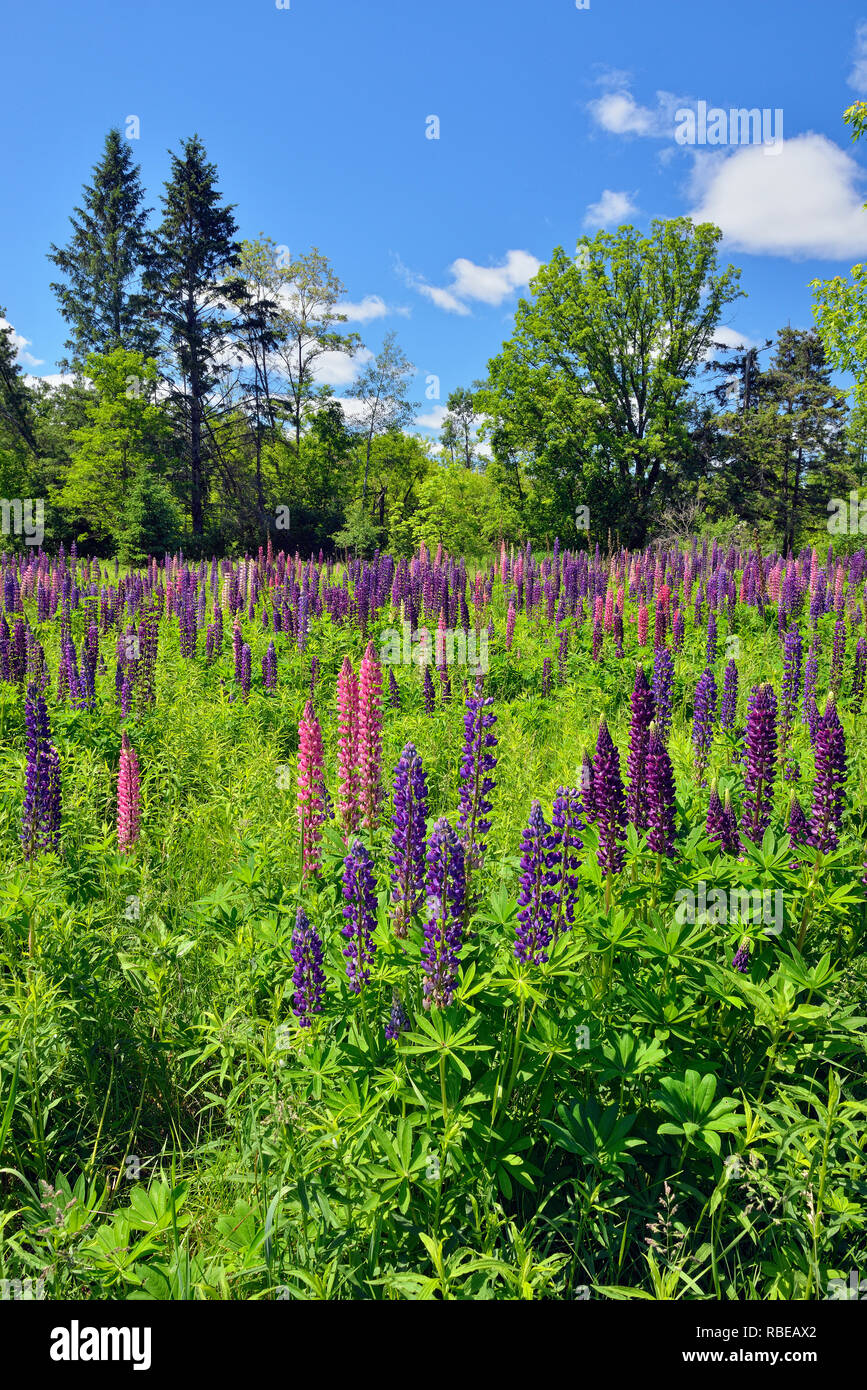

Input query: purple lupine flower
[851,636,867,710]
[720,658,738,730]
[457,688,497,870]
[646,726,676,857]
[422,818,466,1008]
[652,646,674,744]
[341,838,378,993]
[390,742,428,939]
[692,668,717,784]
[780,626,802,737]
[550,786,583,937]
[541,656,552,698]
[20,684,61,860]
[742,683,778,845]
[239,642,252,701]
[672,608,685,653]
[388,668,400,709]
[262,641,277,692]
[385,991,411,1040]
[706,783,727,847]
[581,751,596,821]
[722,791,741,856]
[514,800,557,965]
[706,611,718,666]
[423,664,435,715]
[593,718,627,874]
[290,907,325,1027]
[802,645,818,724]
[807,695,847,853]
[626,664,655,831]
[732,940,751,974]
[786,793,809,869]
[830,617,846,697]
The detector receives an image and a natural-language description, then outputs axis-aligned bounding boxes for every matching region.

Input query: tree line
[1,122,864,559]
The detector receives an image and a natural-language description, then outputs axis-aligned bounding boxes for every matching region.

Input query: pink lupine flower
[505,603,516,650]
[337,655,360,836]
[117,731,141,852]
[358,640,383,830]
[637,602,649,647]
[297,699,325,878]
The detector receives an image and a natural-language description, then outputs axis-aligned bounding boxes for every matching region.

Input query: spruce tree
[0,309,38,456]
[48,130,155,367]
[145,135,241,538]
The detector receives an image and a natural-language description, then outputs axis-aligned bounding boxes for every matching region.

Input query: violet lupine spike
[291,907,325,1027]
[646,725,676,857]
[341,837,378,994]
[422,818,466,1008]
[514,800,557,965]
[706,783,727,847]
[652,646,674,744]
[357,641,383,830]
[785,793,809,869]
[593,718,627,875]
[625,664,655,831]
[780,626,802,737]
[117,731,141,852]
[742,683,778,845]
[388,668,400,709]
[390,742,429,939]
[423,664,435,715]
[262,641,277,692]
[851,636,867,711]
[732,939,751,974]
[297,700,325,879]
[457,689,498,871]
[385,991,411,1041]
[20,684,61,860]
[581,751,596,821]
[692,668,718,784]
[239,643,252,701]
[720,659,738,731]
[550,786,583,938]
[802,646,818,725]
[807,694,847,853]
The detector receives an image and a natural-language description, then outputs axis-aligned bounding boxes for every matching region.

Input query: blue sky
[4,0,867,434]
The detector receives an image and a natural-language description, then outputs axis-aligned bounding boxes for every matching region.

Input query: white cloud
[0,317,43,368]
[25,372,77,390]
[583,190,637,228]
[414,404,449,430]
[339,294,410,323]
[397,249,540,315]
[589,90,659,136]
[588,82,685,140]
[706,326,758,357]
[310,346,373,387]
[687,133,867,258]
[848,21,867,92]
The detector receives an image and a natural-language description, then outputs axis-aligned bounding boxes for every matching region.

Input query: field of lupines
[0,537,865,1301]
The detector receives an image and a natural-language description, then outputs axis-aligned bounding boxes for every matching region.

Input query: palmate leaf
[542,1097,642,1175]
[653,1069,745,1153]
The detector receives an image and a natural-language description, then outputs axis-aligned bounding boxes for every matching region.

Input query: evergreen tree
[47,130,155,367]
[145,135,241,539]
[0,310,38,457]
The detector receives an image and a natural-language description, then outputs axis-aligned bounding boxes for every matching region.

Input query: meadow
[0,537,864,1301]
